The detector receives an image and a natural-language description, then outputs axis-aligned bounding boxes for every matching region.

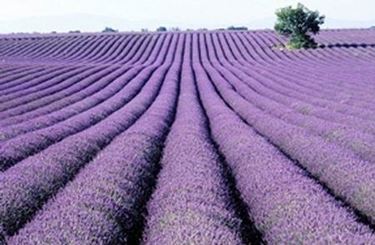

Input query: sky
[0,0,374,33]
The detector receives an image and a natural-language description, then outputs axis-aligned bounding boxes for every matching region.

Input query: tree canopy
[102,27,118,33]
[275,3,325,49]
[156,26,167,32]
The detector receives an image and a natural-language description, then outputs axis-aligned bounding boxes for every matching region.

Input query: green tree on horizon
[275,3,325,49]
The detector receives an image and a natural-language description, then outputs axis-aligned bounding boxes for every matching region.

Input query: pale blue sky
[0,0,374,33]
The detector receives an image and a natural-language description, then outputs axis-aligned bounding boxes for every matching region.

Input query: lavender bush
[1,29,375,244]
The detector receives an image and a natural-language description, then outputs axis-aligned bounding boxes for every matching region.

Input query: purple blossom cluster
[191,32,374,243]
[0,34,180,238]
[142,35,250,244]
[8,34,184,245]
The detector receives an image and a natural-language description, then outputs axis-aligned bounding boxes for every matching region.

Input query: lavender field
[0,29,375,244]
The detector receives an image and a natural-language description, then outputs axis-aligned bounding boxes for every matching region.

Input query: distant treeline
[49,26,251,34]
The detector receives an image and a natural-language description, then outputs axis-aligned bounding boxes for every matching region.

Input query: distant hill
[324,18,375,28]
[0,14,184,33]
[244,17,375,30]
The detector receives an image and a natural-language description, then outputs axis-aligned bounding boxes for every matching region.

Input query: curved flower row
[0,34,180,238]
[192,32,375,244]
[0,30,374,244]
[7,33,185,245]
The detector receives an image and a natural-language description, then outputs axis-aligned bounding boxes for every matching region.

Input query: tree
[227,26,248,31]
[156,26,167,32]
[102,27,118,33]
[275,3,325,49]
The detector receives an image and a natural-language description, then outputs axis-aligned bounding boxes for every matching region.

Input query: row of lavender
[1,30,375,244]
[1,32,374,138]
[0,33,179,238]
[1,29,375,65]
[1,32,375,171]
